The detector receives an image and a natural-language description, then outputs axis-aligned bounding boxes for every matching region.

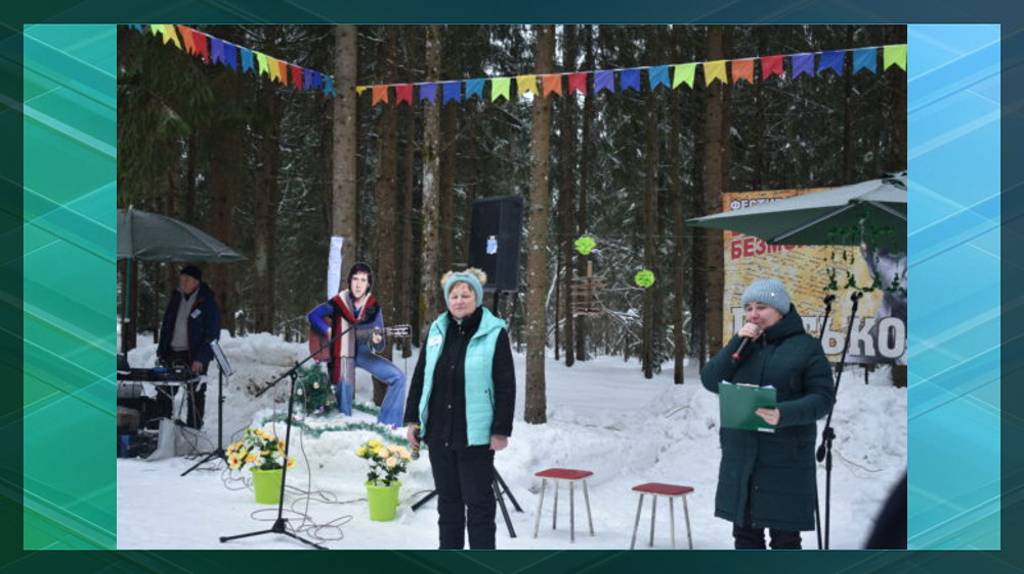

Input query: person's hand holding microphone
[731,322,762,362]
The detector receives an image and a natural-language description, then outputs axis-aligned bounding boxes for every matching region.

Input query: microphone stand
[815,290,862,550]
[813,293,836,549]
[219,326,349,550]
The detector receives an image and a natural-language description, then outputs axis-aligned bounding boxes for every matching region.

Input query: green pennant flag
[883,44,907,71]
[672,63,696,89]
[491,77,510,102]
[256,52,269,76]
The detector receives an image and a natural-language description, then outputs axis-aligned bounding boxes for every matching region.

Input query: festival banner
[722,188,907,366]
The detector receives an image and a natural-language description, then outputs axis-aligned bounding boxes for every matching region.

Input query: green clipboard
[719,381,778,433]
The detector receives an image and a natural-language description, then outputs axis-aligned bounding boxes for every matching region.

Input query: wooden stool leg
[630,494,644,550]
[570,481,576,542]
[649,496,657,547]
[669,497,676,549]
[683,494,693,550]
[533,479,547,538]
[582,479,595,535]
[552,481,559,530]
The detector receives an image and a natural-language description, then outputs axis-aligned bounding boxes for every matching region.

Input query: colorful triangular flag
[594,70,615,94]
[240,47,254,73]
[290,65,304,90]
[177,25,196,55]
[210,37,225,65]
[490,77,510,102]
[852,47,878,74]
[648,65,670,90]
[516,74,538,96]
[620,68,641,92]
[542,74,562,96]
[760,55,784,79]
[442,81,461,104]
[419,83,438,103]
[884,44,907,71]
[324,75,335,96]
[731,59,754,84]
[395,83,413,106]
[465,78,485,100]
[704,60,727,86]
[223,42,238,71]
[672,63,696,88]
[817,50,845,76]
[567,72,588,95]
[791,53,814,78]
[372,85,388,105]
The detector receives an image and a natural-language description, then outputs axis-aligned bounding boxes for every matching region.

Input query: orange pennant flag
[542,74,563,97]
[372,85,389,105]
[277,60,289,85]
[732,59,754,84]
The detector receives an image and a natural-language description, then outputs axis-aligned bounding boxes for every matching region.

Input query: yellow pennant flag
[491,77,510,102]
[158,25,182,49]
[704,60,727,86]
[268,57,281,82]
[672,63,696,89]
[355,86,369,95]
[256,52,269,77]
[883,44,907,71]
[516,74,537,96]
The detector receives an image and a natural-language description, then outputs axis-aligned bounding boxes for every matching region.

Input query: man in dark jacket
[701,278,834,549]
[156,265,222,429]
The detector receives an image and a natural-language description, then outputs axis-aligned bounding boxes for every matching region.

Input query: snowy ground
[118,331,906,550]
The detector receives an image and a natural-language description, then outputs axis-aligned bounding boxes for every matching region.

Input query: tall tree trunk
[559,24,578,367]
[420,25,443,338]
[373,27,400,405]
[575,24,594,362]
[400,104,416,358]
[641,29,660,379]
[438,103,457,274]
[524,25,555,425]
[254,84,281,333]
[333,25,359,280]
[841,25,855,185]
[703,26,727,356]
[670,25,687,383]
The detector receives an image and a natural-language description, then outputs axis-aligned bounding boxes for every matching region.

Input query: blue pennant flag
[324,75,335,96]
[128,24,146,32]
[442,81,461,104]
[852,47,878,74]
[817,50,845,76]
[240,47,254,73]
[222,42,238,71]
[210,37,225,65]
[464,78,485,100]
[648,65,670,90]
[419,83,438,103]
[620,68,641,92]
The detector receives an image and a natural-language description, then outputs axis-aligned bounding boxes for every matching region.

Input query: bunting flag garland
[791,53,814,78]
[442,81,461,104]
[491,77,511,101]
[852,47,877,74]
[884,44,907,71]
[594,70,615,94]
[568,71,588,95]
[817,50,845,76]
[731,59,754,84]
[516,74,538,96]
[465,78,485,100]
[761,55,784,79]
[395,83,414,105]
[542,74,562,96]
[672,63,696,88]
[128,26,901,105]
[704,60,728,86]
[620,68,641,92]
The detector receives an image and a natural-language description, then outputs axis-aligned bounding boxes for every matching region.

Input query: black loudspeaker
[467,195,523,292]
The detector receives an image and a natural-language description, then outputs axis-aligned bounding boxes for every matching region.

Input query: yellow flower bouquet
[355,438,412,487]
[226,427,296,472]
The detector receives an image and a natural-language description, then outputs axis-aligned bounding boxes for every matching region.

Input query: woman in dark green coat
[701,278,834,549]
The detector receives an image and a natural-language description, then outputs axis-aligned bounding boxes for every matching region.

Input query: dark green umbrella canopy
[686,174,906,249]
[117,207,245,262]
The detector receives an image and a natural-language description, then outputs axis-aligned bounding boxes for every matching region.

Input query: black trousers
[427,444,496,549]
[733,482,801,549]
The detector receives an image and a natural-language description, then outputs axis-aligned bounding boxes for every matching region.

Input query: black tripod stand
[813,294,836,549]
[219,329,347,550]
[814,290,863,550]
[182,347,230,477]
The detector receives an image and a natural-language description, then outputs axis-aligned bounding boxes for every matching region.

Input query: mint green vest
[417,307,506,446]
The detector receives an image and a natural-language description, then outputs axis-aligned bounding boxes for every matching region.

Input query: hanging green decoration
[575,235,597,256]
[634,269,656,288]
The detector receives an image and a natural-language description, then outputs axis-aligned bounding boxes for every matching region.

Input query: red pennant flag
[542,74,563,96]
[193,31,210,63]
[395,83,413,106]
[290,64,304,90]
[177,25,196,55]
[372,85,389,105]
[732,59,754,84]
[760,55,784,79]
[567,72,588,95]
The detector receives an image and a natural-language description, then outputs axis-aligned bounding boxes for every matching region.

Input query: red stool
[630,482,694,549]
[533,468,595,542]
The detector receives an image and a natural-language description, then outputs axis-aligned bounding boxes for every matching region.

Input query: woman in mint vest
[404,268,516,550]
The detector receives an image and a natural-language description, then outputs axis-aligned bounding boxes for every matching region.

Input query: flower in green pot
[227,427,296,504]
[356,438,412,521]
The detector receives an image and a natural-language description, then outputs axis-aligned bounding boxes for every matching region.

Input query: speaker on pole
[467,196,523,292]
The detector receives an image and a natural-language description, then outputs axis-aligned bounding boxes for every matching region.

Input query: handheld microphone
[731,337,751,363]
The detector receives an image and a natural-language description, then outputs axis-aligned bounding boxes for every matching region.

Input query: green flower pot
[365,480,401,521]
[251,467,283,505]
